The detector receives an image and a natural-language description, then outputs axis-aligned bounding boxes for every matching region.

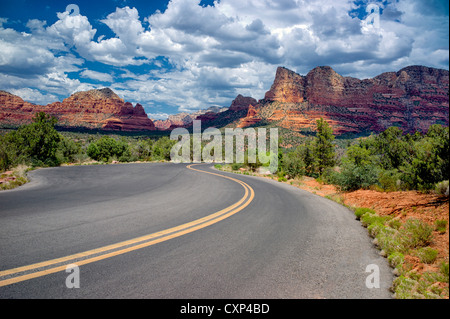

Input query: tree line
[278,118,449,192]
[1,112,448,193]
[0,112,176,171]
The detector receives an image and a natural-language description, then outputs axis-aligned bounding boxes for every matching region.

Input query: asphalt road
[0,163,393,298]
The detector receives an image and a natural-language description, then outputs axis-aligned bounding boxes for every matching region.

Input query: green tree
[87,136,130,162]
[297,140,316,176]
[152,136,176,161]
[10,112,61,166]
[0,135,10,171]
[87,143,100,161]
[400,125,449,190]
[282,150,305,178]
[330,143,379,191]
[313,118,336,175]
[373,126,408,170]
[56,136,81,164]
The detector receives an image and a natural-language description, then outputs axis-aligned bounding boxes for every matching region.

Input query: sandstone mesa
[0,65,448,134]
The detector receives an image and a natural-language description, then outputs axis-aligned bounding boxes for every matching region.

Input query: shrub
[440,262,449,282]
[87,136,130,162]
[387,218,402,230]
[331,161,379,191]
[354,207,376,220]
[282,151,305,178]
[392,276,419,299]
[2,112,61,168]
[399,219,434,249]
[378,169,404,191]
[377,226,405,255]
[360,211,388,227]
[434,220,448,234]
[231,163,242,170]
[56,136,81,164]
[368,222,385,238]
[388,252,405,268]
[435,180,449,196]
[415,247,438,264]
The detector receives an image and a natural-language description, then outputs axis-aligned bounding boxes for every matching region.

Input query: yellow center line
[0,163,255,287]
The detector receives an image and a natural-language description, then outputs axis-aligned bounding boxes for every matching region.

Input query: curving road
[0,163,393,298]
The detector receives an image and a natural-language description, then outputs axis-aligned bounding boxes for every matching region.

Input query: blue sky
[0,0,448,119]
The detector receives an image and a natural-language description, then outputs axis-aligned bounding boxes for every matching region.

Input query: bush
[354,207,376,220]
[434,220,448,234]
[152,136,176,161]
[360,210,388,227]
[56,136,81,164]
[87,136,130,162]
[392,276,419,299]
[440,262,449,282]
[378,169,404,191]
[399,219,434,249]
[388,252,405,268]
[415,247,438,264]
[282,151,305,178]
[435,180,449,196]
[231,163,242,170]
[2,112,61,168]
[330,161,380,191]
[376,226,404,255]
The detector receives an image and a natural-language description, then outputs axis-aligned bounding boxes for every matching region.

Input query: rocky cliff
[2,65,447,135]
[0,88,156,131]
[153,106,230,130]
[239,65,449,134]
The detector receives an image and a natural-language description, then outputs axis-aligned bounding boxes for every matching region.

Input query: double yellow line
[0,164,254,287]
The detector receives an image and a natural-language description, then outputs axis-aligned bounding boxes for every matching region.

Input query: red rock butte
[0,88,156,131]
[0,65,448,134]
[238,65,449,134]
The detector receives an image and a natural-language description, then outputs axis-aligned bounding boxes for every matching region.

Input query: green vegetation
[0,112,177,183]
[278,122,449,193]
[3,112,448,297]
[355,208,448,298]
[313,118,336,175]
[435,220,448,234]
[1,112,61,169]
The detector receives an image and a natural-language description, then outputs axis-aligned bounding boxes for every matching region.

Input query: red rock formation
[0,88,156,131]
[229,94,257,111]
[264,67,305,103]
[237,104,261,128]
[240,65,449,134]
[153,106,229,130]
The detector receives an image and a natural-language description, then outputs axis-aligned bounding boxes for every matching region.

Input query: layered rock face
[153,106,229,130]
[239,65,449,134]
[0,88,156,131]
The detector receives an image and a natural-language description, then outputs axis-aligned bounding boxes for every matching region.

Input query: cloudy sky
[0,0,448,119]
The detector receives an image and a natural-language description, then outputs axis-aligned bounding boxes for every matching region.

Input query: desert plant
[399,219,434,249]
[354,207,376,220]
[415,247,438,264]
[388,252,405,268]
[434,219,448,234]
[440,262,449,282]
[435,180,449,196]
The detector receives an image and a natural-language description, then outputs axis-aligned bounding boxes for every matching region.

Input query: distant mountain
[1,65,448,134]
[237,65,449,134]
[0,88,156,131]
[152,105,228,130]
